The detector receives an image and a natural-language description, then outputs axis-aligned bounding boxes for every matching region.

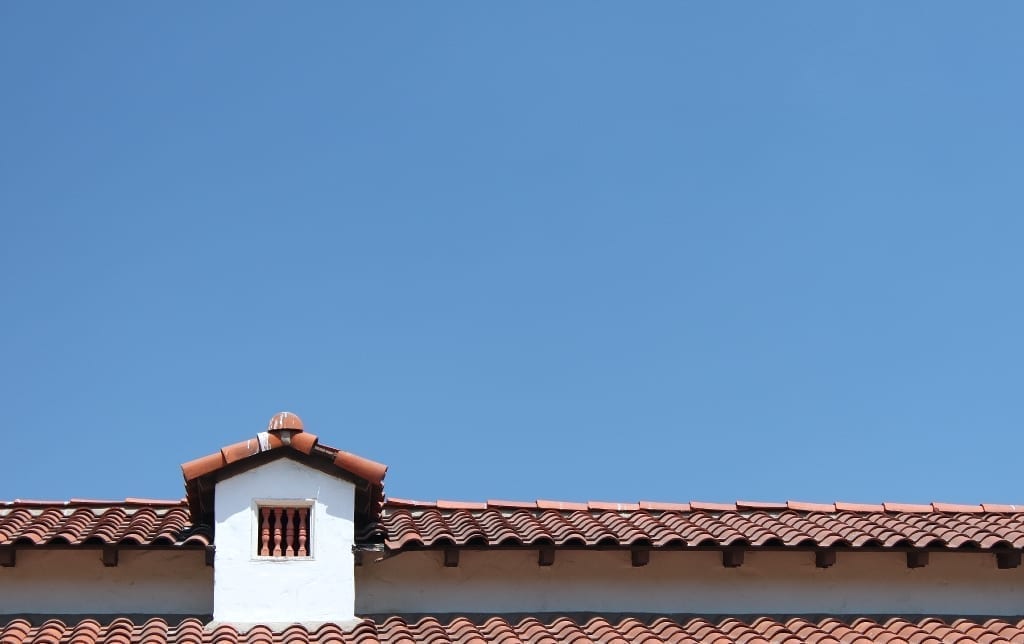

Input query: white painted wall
[214,457,356,626]
[0,549,210,615]
[356,549,1024,616]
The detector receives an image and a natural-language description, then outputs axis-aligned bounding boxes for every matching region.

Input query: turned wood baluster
[260,507,271,556]
[272,508,283,556]
[297,507,308,556]
[285,507,296,557]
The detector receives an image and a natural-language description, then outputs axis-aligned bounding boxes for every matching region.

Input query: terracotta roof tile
[0,501,209,547]
[536,500,588,511]
[930,502,984,513]
[882,502,933,513]
[690,501,737,511]
[982,503,1024,513]
[736,500,788,511]
[3,617,1024,643]
[8,495,1024,556]
[639,500,692,512]
[485,499,536,509]
[435,500,488,510]
[787,501,836,512]
[386,498,437,508]
[376,499,1024,552]
[835,502,885,512]
[588,501,641,512]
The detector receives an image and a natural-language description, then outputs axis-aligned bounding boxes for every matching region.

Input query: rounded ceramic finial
[267,411,304,433]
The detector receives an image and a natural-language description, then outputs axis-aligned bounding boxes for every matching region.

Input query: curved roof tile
[8,497,1024,555]
[0,502,210,547]
[372,499,1024,552]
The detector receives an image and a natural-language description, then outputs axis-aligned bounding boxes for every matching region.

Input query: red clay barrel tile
[220,439,262,465]
[485,499,536,509]
[180,452,227,481]
[332,450,387,486]
[289,431,319,455]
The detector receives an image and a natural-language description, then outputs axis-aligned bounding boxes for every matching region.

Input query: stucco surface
[356,548,1024,616]
[0,549,210,615]
[214,458,356,624]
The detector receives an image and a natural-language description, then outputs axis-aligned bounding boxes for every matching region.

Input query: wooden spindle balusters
[260,507,271,556]
[297,507,308,556]
[272,508,283,556]
[285,507,296,557]
[258,505,311,557]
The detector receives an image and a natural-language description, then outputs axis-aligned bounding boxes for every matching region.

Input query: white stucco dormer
[180,412,387,630]
[214,457,356,627]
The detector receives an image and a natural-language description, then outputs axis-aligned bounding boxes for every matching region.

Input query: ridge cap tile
[931,502,984,513]
[735,500,787,510]
[124,498,186,506]
[587,501,641,511]
[435,500,488,510]
[690,501,737,511]
[386,498,436,508]
[882,502,933,513]
[486,499,537,509]
[0,498,187,509]
[10,500,70,507]
[787,500,837,512]
[835,501,885,512]
[67,499,125,505]
[536,499,589,511]
[982,503,1024,512]
[639,500,692,511]
[219,438,263,465]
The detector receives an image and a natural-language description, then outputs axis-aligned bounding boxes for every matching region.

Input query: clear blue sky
[2,3,1023,505]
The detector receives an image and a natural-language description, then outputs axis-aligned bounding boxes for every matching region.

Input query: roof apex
[180,414,386,524]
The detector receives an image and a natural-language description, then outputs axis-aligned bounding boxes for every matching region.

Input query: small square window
[257,504,312,557]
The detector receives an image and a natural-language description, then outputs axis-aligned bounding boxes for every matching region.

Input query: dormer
[180,412,386,629]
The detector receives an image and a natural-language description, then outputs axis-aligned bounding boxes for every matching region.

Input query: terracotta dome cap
[267,411,304,433]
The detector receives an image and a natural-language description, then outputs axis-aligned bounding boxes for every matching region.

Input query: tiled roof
[181,412,387,523]
[5,616,1024,643]
[6,497,1024,553]
[0,500,209,547]
[375,499,1024,551]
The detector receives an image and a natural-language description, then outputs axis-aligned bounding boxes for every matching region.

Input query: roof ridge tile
[587,501,641,511]
[787,500,837,512]
[485,499,536,509]
[735,500,788,511]
[982,503,1024,512]
[435,500,488,510]
[835,501,885,512]
[387,498,437,508]
[690,501,737,511]
[382,497,1024,515]
[931,502,984,513]
[536,499,588,511]
[638,501,692,511]
[882,502,933,513]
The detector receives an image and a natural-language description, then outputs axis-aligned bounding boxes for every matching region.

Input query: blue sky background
[2,3,1023,505]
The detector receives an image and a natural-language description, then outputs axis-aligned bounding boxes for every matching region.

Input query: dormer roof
[180,412,386,524]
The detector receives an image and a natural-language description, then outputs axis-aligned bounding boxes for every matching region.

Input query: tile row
[6,499,1024,552]
[4,616,1024,644]
[387,498,1024,513]
[377,505,1024,550]
[0,505,210,547]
